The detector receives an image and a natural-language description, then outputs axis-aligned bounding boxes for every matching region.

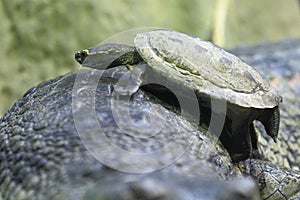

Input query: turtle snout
[75,50,88,64]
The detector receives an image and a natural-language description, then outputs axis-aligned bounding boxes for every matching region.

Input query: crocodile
[0,66,260,199]
[0,40,299,199]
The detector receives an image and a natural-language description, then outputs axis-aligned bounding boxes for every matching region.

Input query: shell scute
[134,30,281,108]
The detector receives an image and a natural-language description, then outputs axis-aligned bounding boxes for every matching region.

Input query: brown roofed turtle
[75,29,282,162]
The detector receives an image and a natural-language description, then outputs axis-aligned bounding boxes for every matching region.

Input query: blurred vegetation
[0,0,299,116]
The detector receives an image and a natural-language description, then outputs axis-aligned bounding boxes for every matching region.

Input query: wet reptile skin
[232,40,300,172]
[0,40,299,199]
[232,40,300,199]
[0,67,260,199]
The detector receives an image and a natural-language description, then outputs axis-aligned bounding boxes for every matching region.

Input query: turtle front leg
[226,122,264,162]
[248,122,263,159]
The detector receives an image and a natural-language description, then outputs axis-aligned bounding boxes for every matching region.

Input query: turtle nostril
[75,52,83,64]
[75,50,89,64]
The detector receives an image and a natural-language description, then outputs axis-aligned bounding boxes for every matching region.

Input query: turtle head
[258,106,280,143]
[75,49,90,64]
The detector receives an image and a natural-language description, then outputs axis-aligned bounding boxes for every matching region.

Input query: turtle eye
[80,50,88,57]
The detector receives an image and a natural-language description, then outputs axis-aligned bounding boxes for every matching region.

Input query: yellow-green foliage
[0,0,299,116]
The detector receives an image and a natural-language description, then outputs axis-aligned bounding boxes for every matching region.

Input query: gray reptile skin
[0,66,260,199]
[232,40,300,172]
[232,40,300,199]
[0,39,299,199]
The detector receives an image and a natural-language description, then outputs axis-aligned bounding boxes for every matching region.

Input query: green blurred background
[0,0,300,116]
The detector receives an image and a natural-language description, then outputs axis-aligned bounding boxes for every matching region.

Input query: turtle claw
[258,106,280,141]
[231,153,250,163]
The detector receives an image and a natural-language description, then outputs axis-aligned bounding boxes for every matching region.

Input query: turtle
[74,29,282,162]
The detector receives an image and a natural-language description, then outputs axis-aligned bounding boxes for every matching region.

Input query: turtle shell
[134,29,282,108]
